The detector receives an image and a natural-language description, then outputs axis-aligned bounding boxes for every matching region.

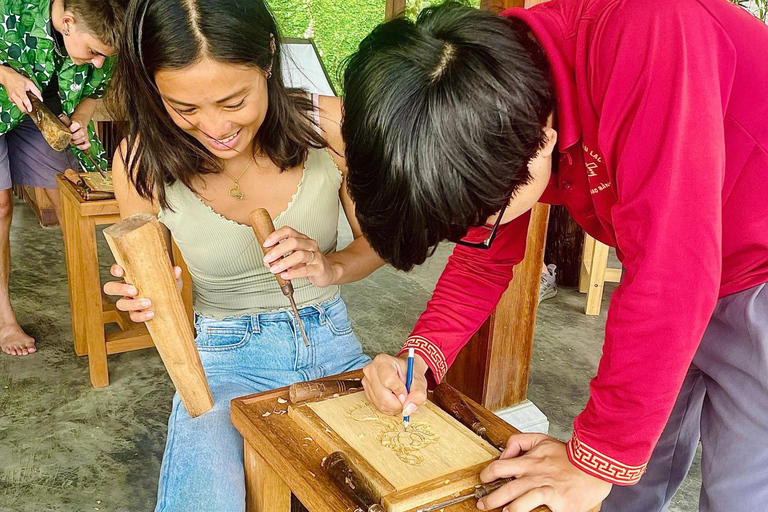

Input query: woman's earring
[265,66,272,80]
[64,29,70,36]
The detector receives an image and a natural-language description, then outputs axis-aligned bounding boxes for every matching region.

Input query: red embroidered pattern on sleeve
[567,430,647,486]
[399,336,448,382]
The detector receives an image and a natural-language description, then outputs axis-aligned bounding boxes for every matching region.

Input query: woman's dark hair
[342,2,554,271]
[113,0,327,207]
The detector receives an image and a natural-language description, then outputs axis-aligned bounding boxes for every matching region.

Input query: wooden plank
[578,234,596,293]
[446,203,550,409]
[584,240,609,316]
[293,392,497,512]
[105,328,154,354]
[605,267,622,283]
[245,441,292,512]
[104,213,212,416]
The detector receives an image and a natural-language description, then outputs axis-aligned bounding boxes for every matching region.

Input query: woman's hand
[103,264,183,323]
[361,353,429,417]
[262,227,339,287]
[477,434,611,512]
[0,67,42,113]
[58,113,91,151]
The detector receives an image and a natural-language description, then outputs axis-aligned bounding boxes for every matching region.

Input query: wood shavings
[333,393,340,398]
[444,479,450,484]
[262,412,271,417]
[304,436,314,442]
[277,397,288,404]
[308,471,316,478]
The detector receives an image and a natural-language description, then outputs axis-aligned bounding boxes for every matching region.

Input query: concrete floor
[0,199,701,511]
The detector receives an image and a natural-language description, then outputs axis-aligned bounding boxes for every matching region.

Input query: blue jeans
[155,295,371,512]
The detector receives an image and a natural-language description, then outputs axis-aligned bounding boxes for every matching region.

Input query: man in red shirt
[341,1,768,511]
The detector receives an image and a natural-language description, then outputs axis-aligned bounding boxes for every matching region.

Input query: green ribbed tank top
[158,146,343,320]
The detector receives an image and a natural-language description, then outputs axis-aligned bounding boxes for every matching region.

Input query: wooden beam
[385,0,406,20]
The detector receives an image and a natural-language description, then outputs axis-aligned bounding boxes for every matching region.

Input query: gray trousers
[602,283,768,512]
[0,116,79,190]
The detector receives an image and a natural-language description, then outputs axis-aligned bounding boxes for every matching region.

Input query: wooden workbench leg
[61,196,89,357]
[244,441,291,512]
[579,234,596,294]
[63,200,109,387]
[584,239,609,316]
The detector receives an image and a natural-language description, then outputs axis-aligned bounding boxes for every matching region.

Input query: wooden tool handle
[26,92,72,151]
[250,208,291,291]
[103,213,213,417]
[433,384,485,435]
[289,380,362,403]
[63,168,87,188]
[323,451,385,512]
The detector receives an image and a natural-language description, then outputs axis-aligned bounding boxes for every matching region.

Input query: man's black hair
[342,2,554,270]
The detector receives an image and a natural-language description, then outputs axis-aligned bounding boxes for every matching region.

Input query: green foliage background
[269,0,479,92]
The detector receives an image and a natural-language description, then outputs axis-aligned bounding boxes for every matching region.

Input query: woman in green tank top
[101,0,384,510]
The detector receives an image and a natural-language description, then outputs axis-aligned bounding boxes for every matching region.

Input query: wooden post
[385,0,406,20]
[103,213,213,417]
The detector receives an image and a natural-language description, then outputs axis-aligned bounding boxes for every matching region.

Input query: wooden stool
[13,185,58,227]
[231,371,556,512]
[57,174,193,387]
[578,234,622,316]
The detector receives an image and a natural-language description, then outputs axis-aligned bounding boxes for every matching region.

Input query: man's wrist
[0,65,16,86]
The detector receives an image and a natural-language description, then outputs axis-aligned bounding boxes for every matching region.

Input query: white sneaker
[539,264,557,303]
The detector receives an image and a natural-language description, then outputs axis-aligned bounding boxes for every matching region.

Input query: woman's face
[155,57,270,160]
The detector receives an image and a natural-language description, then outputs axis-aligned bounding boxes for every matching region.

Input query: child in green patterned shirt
[0,0,126,356]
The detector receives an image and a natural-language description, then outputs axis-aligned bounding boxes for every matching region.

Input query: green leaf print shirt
[0,0,114,172]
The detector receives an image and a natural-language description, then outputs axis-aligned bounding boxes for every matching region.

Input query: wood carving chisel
[288,379,361,403]
[322,451,385,512]
[250,208,310,346]
[433,383,505,451]
[416,478,514,512]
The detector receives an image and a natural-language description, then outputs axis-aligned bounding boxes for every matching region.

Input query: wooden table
[231,371,550,512]
[57,174,192,387]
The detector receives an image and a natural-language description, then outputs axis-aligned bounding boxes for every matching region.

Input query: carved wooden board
[289,391,500,512]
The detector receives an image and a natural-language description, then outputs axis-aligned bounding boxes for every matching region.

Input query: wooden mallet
[103,213,213,417]
[25,91,72,151]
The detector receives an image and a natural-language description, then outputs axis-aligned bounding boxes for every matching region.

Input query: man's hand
[477,434,611,512]
[58,113,91,151]
[361,353,428,417]
[0,66,42,113]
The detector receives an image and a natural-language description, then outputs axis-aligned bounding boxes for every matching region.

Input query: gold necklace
[222,158,254,200]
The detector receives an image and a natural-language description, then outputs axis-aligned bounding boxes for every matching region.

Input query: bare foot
[0,323,36,356]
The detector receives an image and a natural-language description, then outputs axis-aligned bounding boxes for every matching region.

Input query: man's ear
[539,127,558,159]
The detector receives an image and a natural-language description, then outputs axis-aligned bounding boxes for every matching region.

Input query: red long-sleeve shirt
[399,0,768,485]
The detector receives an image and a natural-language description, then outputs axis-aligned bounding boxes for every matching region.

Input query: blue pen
[403,347,415,430]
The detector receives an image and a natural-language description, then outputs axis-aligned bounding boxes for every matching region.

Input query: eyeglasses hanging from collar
[455,201,510,250]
